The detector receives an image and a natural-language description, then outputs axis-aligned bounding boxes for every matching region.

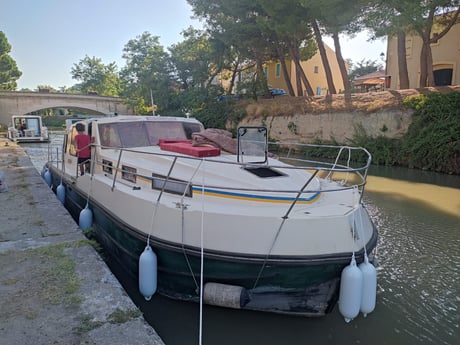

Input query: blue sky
[1,0,386,90]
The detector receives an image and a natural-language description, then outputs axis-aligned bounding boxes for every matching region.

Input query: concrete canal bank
[0,138,164,345]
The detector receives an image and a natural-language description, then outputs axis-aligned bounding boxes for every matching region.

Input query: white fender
[79,206,93,230]
[339,256,363,322]
[139,245,157,301]
[56,183,65,205]
[44,169,52,187]
[359,256,377,317]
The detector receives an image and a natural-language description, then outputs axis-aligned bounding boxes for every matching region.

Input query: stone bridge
[0,91,134,126]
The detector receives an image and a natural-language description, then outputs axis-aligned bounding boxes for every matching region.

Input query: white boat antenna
[150,89,156,116]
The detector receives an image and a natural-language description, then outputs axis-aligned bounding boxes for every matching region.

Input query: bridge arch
[0,91,134,126]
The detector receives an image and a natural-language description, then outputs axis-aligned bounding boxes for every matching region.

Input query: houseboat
[43,115,378,317]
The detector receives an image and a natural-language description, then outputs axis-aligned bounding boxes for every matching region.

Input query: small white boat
[44,115,378,317]
[8,115,50,143]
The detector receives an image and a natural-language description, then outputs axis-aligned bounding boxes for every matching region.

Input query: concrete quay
[0,138,164,345]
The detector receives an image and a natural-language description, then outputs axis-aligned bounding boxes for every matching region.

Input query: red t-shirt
[75,134,91,158]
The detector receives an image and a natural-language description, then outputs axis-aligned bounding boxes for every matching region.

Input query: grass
[76,314,104,334]
[108,308,142,324]
[27,240,94,307]
[75,308,141,334]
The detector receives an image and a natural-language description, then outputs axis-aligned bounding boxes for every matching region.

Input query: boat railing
[47,139,371,198]
[46,144,64,171]
[90,141,371,197]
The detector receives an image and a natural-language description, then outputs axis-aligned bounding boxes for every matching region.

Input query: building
[353,70,390,92]
[264,43,347,96]
[386,17,460,89]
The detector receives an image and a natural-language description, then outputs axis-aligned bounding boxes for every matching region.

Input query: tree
[120,32,172,114]
[365,0,460,88]
[363,1,412,89]
[169,27,218,90]
[0,31,22,90]
[417,4,460,87]
[348,59,383,83]
[301,0,368,95]
[258,0,317,96]
[188,0,285,98]
[71,55,120,96]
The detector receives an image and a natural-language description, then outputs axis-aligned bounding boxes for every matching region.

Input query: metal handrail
[86,141,371,198]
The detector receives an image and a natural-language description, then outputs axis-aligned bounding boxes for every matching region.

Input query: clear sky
[1,0,387,90]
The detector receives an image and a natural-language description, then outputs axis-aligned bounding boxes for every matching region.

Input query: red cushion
[160,141,220,157]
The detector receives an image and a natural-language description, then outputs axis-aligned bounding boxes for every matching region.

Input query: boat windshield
[98,121,198,148]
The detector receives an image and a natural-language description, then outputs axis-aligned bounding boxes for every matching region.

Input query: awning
[362,78,385,85]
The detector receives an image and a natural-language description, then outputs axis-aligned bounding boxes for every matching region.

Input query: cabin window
[102,159,113,174]
[122,165,137,183]
[98,121,194,148]
[151,174,192,197]
[118,123,150,147]
[275,63,281,78]
[69,126,79,156]
[145,122,187,145]
[99,124,122,148]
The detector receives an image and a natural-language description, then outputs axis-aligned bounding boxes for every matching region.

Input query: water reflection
[23,137,460,345]
[366,175,460,218]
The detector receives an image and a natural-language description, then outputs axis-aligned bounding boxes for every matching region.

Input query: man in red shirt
[75,123,91,176]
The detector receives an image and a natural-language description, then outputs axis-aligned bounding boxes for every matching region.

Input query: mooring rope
[199,158,205,345]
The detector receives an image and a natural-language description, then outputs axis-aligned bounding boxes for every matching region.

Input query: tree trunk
[296,70,303,96]
[228,60,240,94]
[419,32,430,87]
[426,42,435,86]
[312,20,336,94]
[397,30,410,89]
[332,31,351,95]
[275,45,295,96]
[424,7,460,87]
[288,44,314,96]
[255,56,270,98]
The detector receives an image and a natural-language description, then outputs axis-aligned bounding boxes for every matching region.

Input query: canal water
[24,135,460,345]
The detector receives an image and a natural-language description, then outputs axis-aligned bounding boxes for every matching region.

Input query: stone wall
[233,87,460,143]
[238,108,413,143]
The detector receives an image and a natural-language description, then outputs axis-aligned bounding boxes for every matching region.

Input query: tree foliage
[71,55,120,96]
[120,32,172,114]
[0,31,22,90]
[401,92,460,174]
[348,59,383,82]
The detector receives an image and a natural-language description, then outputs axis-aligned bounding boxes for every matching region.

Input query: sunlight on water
[366,175,460,218]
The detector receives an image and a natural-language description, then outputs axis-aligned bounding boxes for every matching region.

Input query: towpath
[0,138,164,345]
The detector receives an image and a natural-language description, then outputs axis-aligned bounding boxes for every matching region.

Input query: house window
[275,63,281,78]
[405,38,412,59]
[264,66,268,78]
[314,66,319,74]
[433,67,453,86]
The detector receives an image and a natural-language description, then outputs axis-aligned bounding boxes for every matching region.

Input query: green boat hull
[48,165,377,316]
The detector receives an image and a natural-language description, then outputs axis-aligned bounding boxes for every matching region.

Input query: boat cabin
[7,115,49,142]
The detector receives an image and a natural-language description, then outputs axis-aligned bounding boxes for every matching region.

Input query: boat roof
[12,115,44,118]
[90,115,202,124]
